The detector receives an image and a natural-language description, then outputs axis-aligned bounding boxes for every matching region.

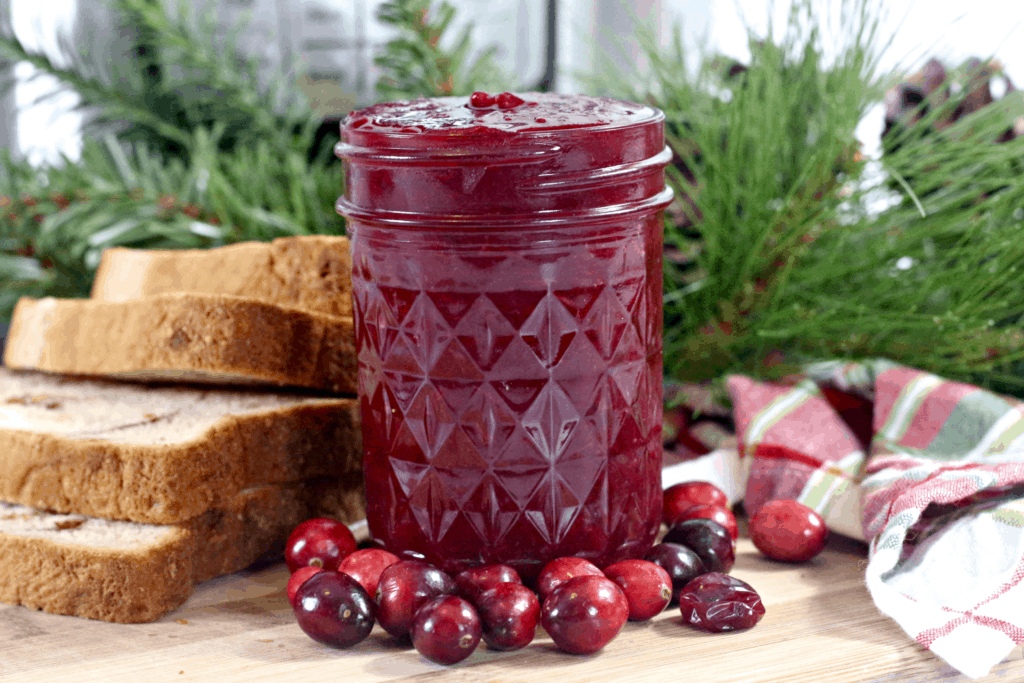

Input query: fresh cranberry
[337,548,400,597]
[496,92,525,109]
[536,556,604,601]
[293,571,375,648]
[411,595,482,665]
[672,504,739,541]
[663,481,728,526]
[644,542,706,603]
[749,499,828,563]
[285,518,357,573]
[677,573,765,632]
[662,519,735,574]
[375,560,457,640]
[476,583,540,651]
[469,91,495,108]
[541,575,629,655]
[287,565,323,608]
[455,564,522,604]
[603,559,672,621]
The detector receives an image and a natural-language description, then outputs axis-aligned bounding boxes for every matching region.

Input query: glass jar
[336,92,672,577]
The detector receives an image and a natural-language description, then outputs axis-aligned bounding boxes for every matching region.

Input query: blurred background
[5,0,1024,166]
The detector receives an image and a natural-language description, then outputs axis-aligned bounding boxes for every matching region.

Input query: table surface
[2,532,1022,683]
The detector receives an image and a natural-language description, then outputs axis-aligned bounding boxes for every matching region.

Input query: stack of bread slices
[0,236,364,623]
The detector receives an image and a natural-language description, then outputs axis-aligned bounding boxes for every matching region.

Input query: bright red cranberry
[749,499,828,563]
[285,518,357,573]
[496,91,525,109]
[541,575,629,655]
[663,519,735,574]
[536,556,604,601]
[476,583,540,651]
[337,548,400,597]
[644,542,706,603]
[411,595,482,665]
[663,481,728,526]
[375,560,457,640]
[287,565,324,608]
[293,571,375,648]
[677,573,765,632]
[603,559,672,621]
[673,504,739,541]
[455,564,522,604]
[469,91,495,108]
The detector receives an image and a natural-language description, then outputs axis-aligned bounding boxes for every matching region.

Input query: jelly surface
[341,92,668,577]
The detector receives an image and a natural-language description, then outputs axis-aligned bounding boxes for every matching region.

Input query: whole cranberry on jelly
[749,499,828,563]
[663,481,729,527]
[284,518,357,573]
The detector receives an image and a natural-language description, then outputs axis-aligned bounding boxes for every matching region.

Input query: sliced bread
[3,292,357,393]
[0,367,361,524]
[91,236,353,318]
[0,476,364,623]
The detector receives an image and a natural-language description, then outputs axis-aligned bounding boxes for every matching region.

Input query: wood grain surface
[2,530,1021,683]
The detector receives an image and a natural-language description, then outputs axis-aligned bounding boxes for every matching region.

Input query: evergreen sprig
[374,0,513,101]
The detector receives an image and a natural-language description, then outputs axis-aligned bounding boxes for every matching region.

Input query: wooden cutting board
[1,532,1020,683]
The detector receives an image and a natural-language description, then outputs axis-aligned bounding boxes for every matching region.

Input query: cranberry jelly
[336,92,673,578]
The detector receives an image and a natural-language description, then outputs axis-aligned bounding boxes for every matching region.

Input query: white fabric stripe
[879,374,944,442]
[744,381,817,446]
[963,405,1024,461]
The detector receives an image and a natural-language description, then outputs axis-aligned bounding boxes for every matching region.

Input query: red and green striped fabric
[727,360,1024,679]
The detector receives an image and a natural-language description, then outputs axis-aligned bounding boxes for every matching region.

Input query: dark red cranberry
[469,91,495,108]
[749,499,828,563]
[337,548,400,597]
[454,564,522,604]
[396,548,428,562]
[644,542,706,603]
[663,519,735,574]
[536,556,604,601]
[375,560,457,640]
[293,571,375,648]
[540,575,629,655]
[285,518,357,573]
[411,595,482,665]
[287,565,323,608]
[496,92,525,109]
[663,481,728,526]
[476,583,540,651]
[673,504,739,541]
[603,559,672,621]
[677,573,765,632]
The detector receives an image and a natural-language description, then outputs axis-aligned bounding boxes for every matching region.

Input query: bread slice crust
[0,368,361,524]
[3,292,357,394]
[91,236,353,318]
[0,476,365,623]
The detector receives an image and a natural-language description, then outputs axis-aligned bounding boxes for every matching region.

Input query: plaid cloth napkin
[727,359,1024,679]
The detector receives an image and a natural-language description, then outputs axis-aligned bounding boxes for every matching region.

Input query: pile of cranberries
[284,483,827,664]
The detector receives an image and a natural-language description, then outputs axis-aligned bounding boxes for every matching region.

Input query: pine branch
[374,0,513,101]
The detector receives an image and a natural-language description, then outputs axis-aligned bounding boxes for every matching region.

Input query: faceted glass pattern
[352,215,664,577]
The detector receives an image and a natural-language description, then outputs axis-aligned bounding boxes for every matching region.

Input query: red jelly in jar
[336,92,673,578]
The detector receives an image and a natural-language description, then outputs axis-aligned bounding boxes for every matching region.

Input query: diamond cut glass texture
[353,215,664,577]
